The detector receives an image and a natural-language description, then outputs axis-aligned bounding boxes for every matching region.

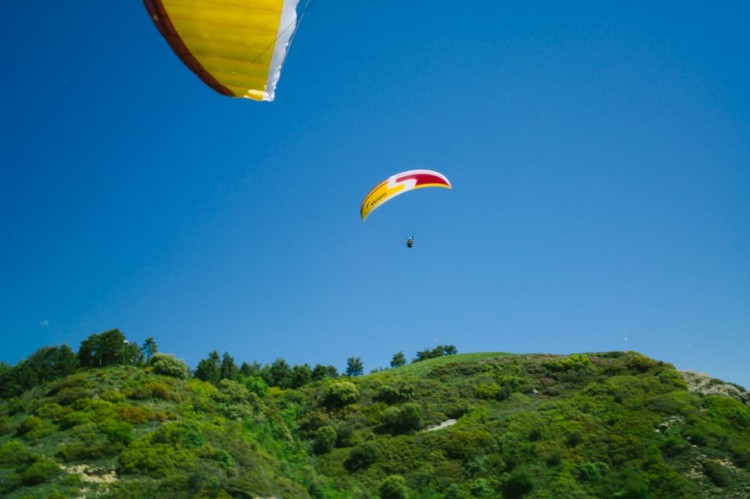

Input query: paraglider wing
[143,0,300,101]
[360,169,452,220]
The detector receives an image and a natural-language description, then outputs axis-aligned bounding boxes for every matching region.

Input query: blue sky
[2,2,749,387]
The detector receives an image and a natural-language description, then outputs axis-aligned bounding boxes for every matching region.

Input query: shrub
[16,415,49,438]
[323,381,359,410]
[375,382,414,404]
[443,429,494,460]
[119,435,196,477]
[379,403,423,435]
[215,379,250,404]
[565,431,582,448]
[119,406,154,425]
[21,457,61,485]
[0,440,31,465]
[100,389,126,402]
[125,381,172,400]
[240,375,268,397]
[59,410,92,429]
[702,459,731,487]
[57,440,116,462]
[34,402,67,422]
[624,353,658,373]
[98,418,134,446]
[152,421,206,449]
[149,353,190,379]
[579,461,609,482]
[554,354,594,373]
[474,382,500,400]
[51,386,90,406]
[312,425,337,455]
[345,443,378,471]
[503,467,535,498]
[379,474,409,499]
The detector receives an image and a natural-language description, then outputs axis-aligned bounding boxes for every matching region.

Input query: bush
[215,379,250,404]
[100,389,126,403]
[379,474,409,499]
[702,459,731,487]
[119,434,196,477]
[59,410,92,429]
[98,418,134,446]
[380,403,424,435]
[15,415,52,439]
[323,381,359,410]
[34,402,68,422]
[21,457,61,485]
[149,353,190,379]
[503,467,535,498]
[474,383,501,400]
[312,425,337,454]
[152,421,206,449]
[240,375,268,397]
[0,440,31,465]
[125,381,172,400]
[51,386,90,406]
[119,406,154,425]
[375,382,414,404]
[578,461,609,482]
[345,443,378,471]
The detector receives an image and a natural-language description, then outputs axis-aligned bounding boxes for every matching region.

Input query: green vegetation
[2,335,750,497]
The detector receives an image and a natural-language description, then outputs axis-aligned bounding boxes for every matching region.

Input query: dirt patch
[424,419,457,432]
[64,464,118,484]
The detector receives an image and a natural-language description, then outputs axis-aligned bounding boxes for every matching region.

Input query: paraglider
[360,169,452,221]
[143,0,303,101]
[360,170,452,249]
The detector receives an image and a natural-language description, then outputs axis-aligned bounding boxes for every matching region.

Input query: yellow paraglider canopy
[144,0,300,101]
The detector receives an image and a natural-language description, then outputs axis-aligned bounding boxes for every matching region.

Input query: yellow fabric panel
[161,0,286,99]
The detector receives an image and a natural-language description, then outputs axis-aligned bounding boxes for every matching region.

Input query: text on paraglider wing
[368,192,388,209]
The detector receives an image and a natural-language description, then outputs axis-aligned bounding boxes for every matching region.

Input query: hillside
[2,351,750,498]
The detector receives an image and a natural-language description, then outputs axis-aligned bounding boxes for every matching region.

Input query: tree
[414,348,433,363]
[78,329,140,368]
[267,358,293,388]
[141,337,158,362]
[240,375,268,397]
[312,364,338,381]
[194,351,221,385]
[0,361,38,398]
[219,352,239,381]
[240,361,262,377]
[25,345,77,383]
[346,357,364,377]
[413,344,458,363]
[292,364,313,388]
[390,352,406,368]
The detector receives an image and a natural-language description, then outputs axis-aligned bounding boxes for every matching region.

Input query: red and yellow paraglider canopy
[144,0,300,101]
[360,170,452,220]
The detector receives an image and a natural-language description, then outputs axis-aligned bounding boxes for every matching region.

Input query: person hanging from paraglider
[406,235,414,249]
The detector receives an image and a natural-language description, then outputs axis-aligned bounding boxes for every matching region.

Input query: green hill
[2,351,750,497]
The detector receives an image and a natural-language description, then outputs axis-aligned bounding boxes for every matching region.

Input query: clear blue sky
[2,2,749,387]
